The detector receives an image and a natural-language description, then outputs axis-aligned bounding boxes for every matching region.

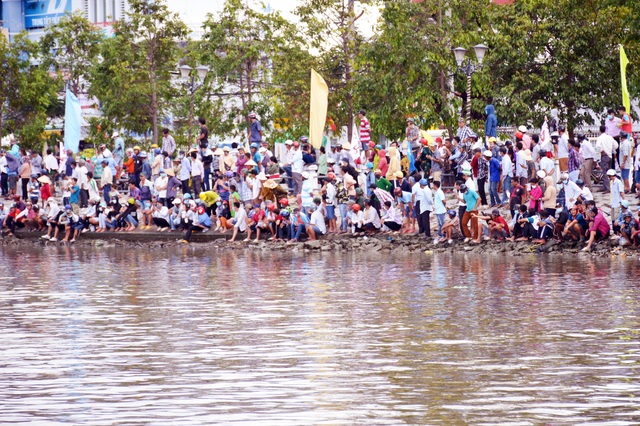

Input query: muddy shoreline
[2,231,636,259]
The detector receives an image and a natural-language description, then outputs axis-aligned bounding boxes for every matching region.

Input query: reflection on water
[1,245,640,424]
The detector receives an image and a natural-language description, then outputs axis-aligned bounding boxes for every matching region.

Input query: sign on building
[24,0,72,29]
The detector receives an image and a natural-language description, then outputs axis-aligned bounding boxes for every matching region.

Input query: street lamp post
[178,64,209,142]
[452,44,488,123]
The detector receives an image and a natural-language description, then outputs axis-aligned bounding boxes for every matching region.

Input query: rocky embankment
[3,232,637,259]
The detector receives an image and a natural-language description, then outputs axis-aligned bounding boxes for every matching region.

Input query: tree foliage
[0,34,57,148]
[39,11,104,95]
[485,0,638,130]
[90,0,188,144]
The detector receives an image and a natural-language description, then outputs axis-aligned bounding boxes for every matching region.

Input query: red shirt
[493,216,511,237]
[470,155,479,178]
[40,183,51,201]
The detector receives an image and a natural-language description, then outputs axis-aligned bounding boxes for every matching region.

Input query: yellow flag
[309,69,328,149]
[620,44,630,113]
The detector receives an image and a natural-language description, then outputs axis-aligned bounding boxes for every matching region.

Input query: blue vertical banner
[64,88,81,153]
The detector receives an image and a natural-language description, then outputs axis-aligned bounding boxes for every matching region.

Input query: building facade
[1,0,128,40]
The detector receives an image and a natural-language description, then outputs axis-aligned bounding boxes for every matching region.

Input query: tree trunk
[345,0,355,143]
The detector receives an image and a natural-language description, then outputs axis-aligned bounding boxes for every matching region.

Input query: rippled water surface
[1,245,640,425]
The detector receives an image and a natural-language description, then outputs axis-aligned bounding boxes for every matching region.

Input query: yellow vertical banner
[309,69,329,149]
[620,44,631,113]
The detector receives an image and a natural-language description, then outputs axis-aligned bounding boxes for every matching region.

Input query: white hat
[172,198,182,205]
[462,169,472,176]
[214,148,224,156]
[301,171,310,179]
[112,131,119,138]
[483,150,492,157]
[342,142,352,150]
[561,172,569,180]
[222,146,230,151]
[258,147,267,153]
[284,140,293,146]
[536,170,546,179]
[256,172,268,180]
[518,125,528,133]
[245,160,257,167]
[606,169,617,176]
[308,164,318,171]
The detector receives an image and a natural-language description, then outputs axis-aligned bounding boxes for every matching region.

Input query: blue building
[1,0,128,40]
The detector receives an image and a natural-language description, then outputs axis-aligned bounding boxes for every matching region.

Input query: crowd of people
[1,108,640,251]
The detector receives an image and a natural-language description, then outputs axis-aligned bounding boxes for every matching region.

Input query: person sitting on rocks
[289,207,309,242]
[362,199,381,234]
[381,200,403,233]
[618,212,637,246]
[228,202,248,242]
[532,209,554,244]
[348,203,364,233]
[507,204,529,241]
[552,204,570,242]
[582,205,611,252]
[440,210,461,244]
[275,209,292,241]
[182,205,212,243]
[516,208,541,242]
[563,205,589,242]
[306,204,326,241]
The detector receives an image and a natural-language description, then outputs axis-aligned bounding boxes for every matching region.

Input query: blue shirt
[249,120,262,142]
[463,189,479,212]
[198,213,212,228]
[489,157,502,182]
[69,185,80,204]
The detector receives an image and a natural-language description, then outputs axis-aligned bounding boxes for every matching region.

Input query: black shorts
[595,230,610,241]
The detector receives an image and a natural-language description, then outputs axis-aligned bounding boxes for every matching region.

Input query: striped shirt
[359,118,371,144]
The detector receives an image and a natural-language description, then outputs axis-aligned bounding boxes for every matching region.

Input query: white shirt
[310,209,327,233]
[234,207,247,231]
[581,186,594,201]
[0,155,6,173]
[362,206,381,229]
[596,133,618,157]
[77,166,88,189]
[610,177,624,208]
[463,177,477,193]
[153,206,170,222]
[154,176,168,198]
[326,183,336,206]
[580,140,597,160]
[563,180,581,209]
[252,178,262,199]
[43,154,59,171]
[291,149,304,173]
[501,154,513,178]
[540,157,555,175]
[191,159,204,178]
[557,134,569,159]
[620,139,633,170]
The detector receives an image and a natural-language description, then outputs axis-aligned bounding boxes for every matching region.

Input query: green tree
[200,0,301,142]
[39,11,104,96]
[486,0,638,130]
[355,0,491,140]
[0,34,56,148]
[90,0,188,144]
[295,0,371,143]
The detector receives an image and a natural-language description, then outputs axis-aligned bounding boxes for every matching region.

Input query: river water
[1,245,640,425]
